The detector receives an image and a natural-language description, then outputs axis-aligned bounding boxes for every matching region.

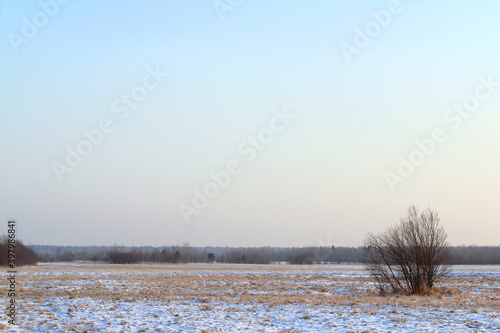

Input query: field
[2,263,499,332]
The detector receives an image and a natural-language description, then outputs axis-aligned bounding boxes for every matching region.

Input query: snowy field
[2,263,499,332]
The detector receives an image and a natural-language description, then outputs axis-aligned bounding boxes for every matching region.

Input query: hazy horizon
[1,0,499,248]
[24,240,500,248]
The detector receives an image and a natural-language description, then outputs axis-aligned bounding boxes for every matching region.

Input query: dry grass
[200,304,213,311]
[14,263,500,315]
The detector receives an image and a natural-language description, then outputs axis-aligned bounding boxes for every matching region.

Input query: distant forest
[26,243,500,265]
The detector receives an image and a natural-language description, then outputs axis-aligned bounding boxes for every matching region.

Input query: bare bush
[107,250,142,264]
[0,236,39,266]
[289,250,316,265]
[364,206,450,295]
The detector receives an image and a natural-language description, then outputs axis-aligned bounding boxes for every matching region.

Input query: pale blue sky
[1,0,499,246]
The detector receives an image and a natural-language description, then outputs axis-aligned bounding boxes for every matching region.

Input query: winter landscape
[2,1,500,332]
[1,263,499,332]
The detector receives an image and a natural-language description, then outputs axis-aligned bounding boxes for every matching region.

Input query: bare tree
[364,206,449,295]
[207,253,215,263]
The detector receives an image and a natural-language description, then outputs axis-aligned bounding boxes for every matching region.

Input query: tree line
[25,243,500,265]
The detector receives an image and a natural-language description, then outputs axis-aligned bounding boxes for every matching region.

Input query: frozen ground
[1,263,499,332]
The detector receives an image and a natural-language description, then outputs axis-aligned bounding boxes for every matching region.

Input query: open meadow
[2,263,499,332]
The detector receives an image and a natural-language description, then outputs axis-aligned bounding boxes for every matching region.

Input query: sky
[0,0,499,247]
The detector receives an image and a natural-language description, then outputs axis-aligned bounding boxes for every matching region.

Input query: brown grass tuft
[200,304,212,311]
